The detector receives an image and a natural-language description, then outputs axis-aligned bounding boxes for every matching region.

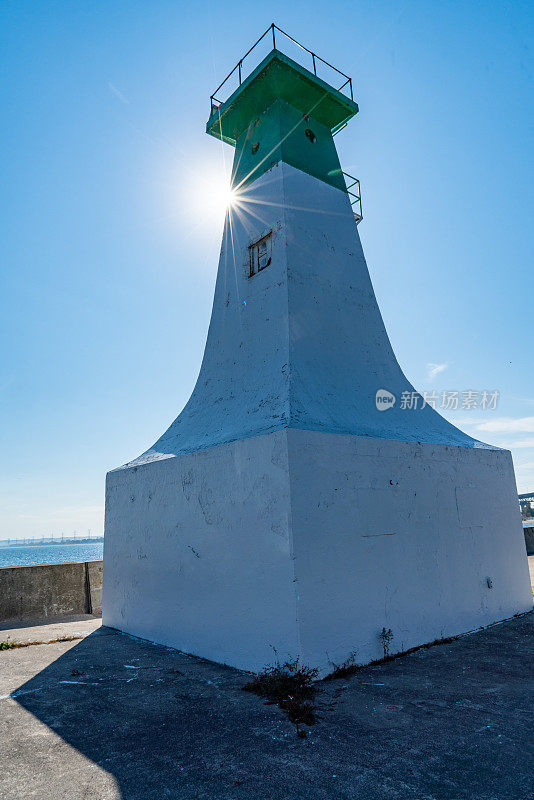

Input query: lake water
[0,542,104,568]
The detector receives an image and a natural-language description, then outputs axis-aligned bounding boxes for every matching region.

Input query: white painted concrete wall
[104,162,532,676]
[287,429,532,672]
[125,163,479,469]
[104,428,532,676]
[104,431,299,672]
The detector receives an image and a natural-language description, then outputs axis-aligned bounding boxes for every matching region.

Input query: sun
[207,174,239,216]
[179,161,242,228]
[211,182,237,214]
[194,172,238,220]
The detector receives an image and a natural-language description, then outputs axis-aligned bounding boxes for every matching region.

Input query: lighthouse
[103,27,532,675]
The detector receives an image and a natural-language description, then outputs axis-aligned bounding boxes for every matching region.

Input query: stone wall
[0,561,103,623]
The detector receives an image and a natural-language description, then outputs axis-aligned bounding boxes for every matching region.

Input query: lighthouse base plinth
[103,428,532,676]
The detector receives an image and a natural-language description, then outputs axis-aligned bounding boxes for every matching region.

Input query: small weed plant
[243,659,318,735]
[325,651,359,680]
[380,627,394,658]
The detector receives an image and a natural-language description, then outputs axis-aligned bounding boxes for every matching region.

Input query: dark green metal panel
[206,50,358,146]
[231,99,345,192]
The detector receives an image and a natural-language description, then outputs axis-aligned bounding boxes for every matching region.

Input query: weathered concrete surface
[0,612,532,800]
[0,560,103,623]
[105,162,530,675]
[0,615,101,645]
[105,426,532,676]
[86,560,103,614]
[524,525,534,555]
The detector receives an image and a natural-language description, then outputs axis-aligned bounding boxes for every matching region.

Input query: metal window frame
[249,232,272,277]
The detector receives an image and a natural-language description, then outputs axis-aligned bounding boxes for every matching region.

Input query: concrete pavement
[0,613,102,645]
[1,605,533,800]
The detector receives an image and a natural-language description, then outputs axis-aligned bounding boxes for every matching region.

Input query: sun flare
[214,184,237,213]
[178,160,248,232]
[193,173,238,220]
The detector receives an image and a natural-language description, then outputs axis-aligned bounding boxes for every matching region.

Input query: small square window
[249,232,272,277]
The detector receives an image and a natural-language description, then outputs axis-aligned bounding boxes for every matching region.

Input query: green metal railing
[210,23,354,113]
[343,172,362,223]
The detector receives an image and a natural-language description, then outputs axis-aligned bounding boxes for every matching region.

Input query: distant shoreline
[0,538,104,549]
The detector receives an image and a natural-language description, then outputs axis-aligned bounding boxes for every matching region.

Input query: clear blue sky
[1,0,533,539]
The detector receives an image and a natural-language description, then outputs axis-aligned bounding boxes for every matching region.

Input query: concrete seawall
[0,561,103,623]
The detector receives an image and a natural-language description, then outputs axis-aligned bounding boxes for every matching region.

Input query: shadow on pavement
[12,615,534,800]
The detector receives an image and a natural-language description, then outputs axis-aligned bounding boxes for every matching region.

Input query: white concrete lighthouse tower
[103,29,532,675]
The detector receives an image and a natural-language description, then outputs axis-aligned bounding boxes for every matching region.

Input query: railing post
[209,26,355,117]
